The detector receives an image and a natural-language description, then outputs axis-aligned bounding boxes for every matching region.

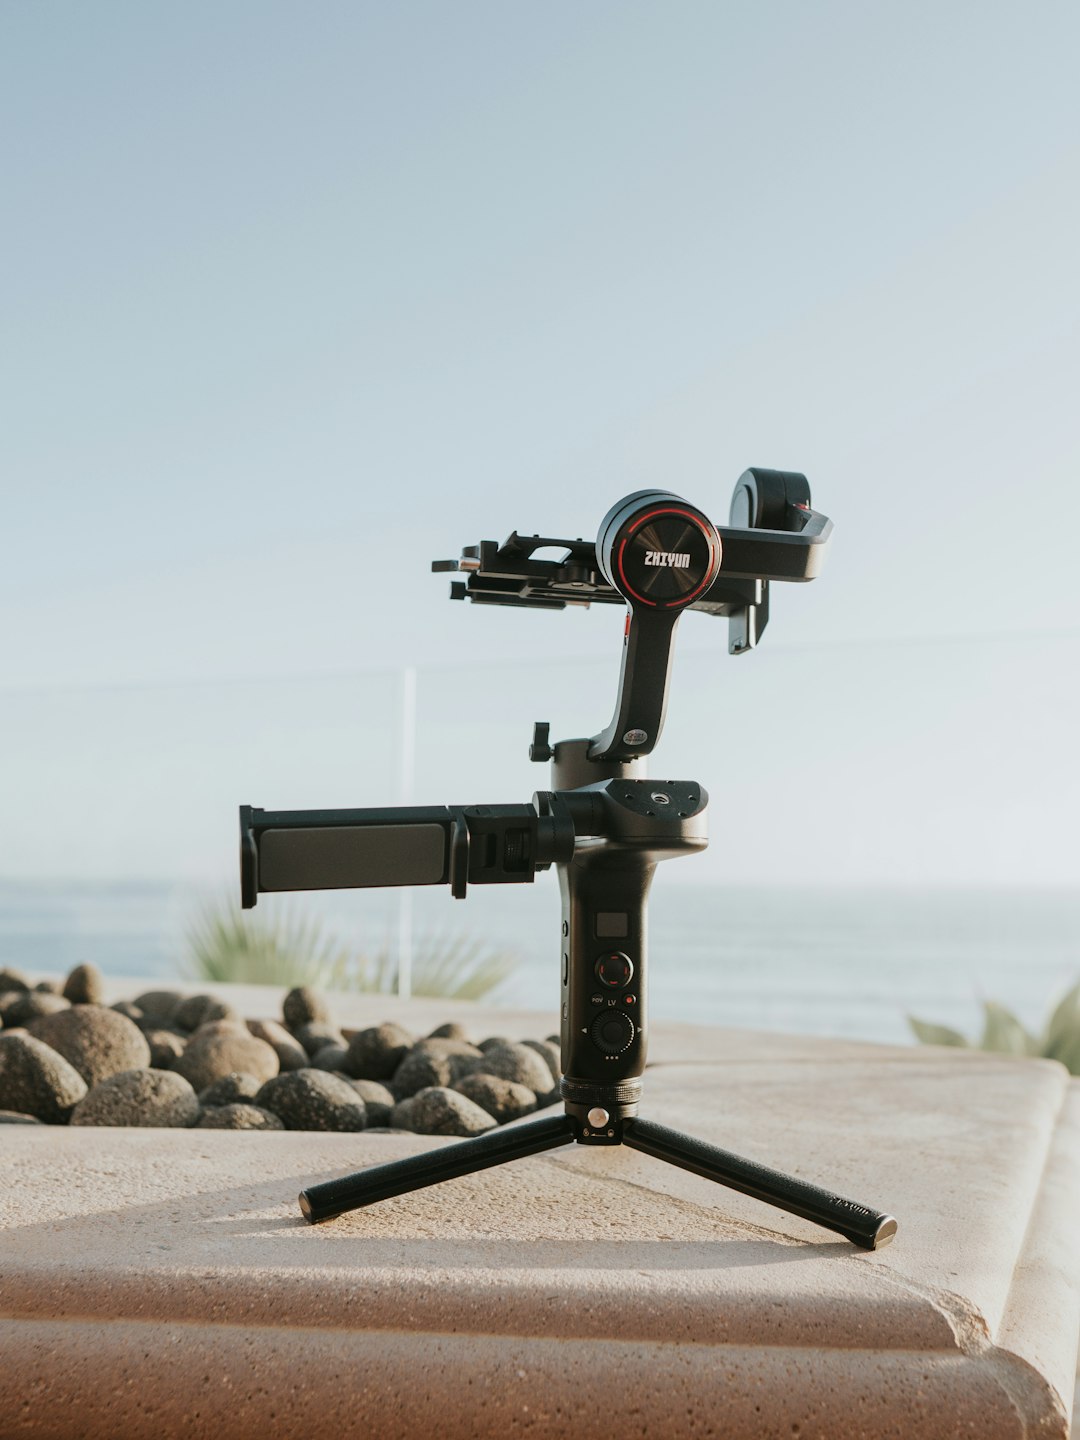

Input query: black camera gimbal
[239,470,896,1249]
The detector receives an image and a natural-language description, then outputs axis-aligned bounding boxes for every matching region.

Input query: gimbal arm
[239,798,575,907]
[587,491,721,763]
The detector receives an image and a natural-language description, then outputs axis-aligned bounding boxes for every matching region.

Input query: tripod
[241,477,897,1249]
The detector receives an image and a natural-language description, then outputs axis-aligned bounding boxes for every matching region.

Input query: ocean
[2,878,1077,1049]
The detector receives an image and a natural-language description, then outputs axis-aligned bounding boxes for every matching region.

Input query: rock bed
[0,964,562,1137]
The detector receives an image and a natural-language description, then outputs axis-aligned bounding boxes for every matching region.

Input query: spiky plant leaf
[978,1001,1037,1056]
[185,900,348,988]
[1041,981,1080,1061]
[907,1016,969,1048]
[910,980,1080,1075]
[336,932,517,1000]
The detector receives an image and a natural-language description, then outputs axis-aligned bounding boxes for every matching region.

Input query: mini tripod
[240,473,897,1250]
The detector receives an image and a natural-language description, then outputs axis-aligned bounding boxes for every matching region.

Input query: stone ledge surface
[0,990,1077,1438]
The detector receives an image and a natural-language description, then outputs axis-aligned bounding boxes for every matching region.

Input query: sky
[2,2,1078,886]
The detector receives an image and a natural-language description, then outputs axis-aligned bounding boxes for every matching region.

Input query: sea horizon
[2,876,1077,1050]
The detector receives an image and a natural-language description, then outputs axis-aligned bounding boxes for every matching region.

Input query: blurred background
[2,2,1078,1049]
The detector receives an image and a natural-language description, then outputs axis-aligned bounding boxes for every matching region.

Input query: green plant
[353,932,518,1001]
[908,981,1080,1075]
[185,901,349,988]
[185,899,518,1001]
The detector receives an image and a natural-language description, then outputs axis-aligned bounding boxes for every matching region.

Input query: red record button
[595,952,634,988]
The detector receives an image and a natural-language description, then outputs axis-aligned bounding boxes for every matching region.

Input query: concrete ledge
[1,997,1077,1438]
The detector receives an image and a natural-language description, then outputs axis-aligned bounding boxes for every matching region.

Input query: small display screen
[595,911,629,939]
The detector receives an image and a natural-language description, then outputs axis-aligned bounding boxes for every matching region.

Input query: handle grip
[240,801,574,908]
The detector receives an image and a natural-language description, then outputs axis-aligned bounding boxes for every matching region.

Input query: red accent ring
[615,505,721,609]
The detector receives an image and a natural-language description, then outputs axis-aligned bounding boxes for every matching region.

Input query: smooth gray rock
[345,1078,395,1126]
[255,1070,367,1131]
[389,1095,418,1130]
[453,1072,537,1123]
[469,1041,555,1095]
[390,1037,484,1098]
[0,1033,88,1123]
[246,1018,308,1072]
[71,1068,200,1128]
[521,1037,561,1085]
[405,1086,498,1137]
[27,1005,151,1087]
[111,1001,146,1025]
[173,994,240,1033]
[198,1072,263,1107]
[2,991,71,1027]
[0,1109,42,1123]
[197,1103,284,1130]
[428,1022,470,1042]
[293,1021,346,1058]
[478,1035,513,1053]
[173,1022,278,1093]
[420,1037,484,1061]
[34,979,63,994]
[311,1043,350,1072]
[0,992,26,1026]
[282,987,329,1031]
[133,990,183,1023]
[343,1022,413,1080]
[143,1028,187,1069]
[0,968,30,994]
[62,963,105,1006]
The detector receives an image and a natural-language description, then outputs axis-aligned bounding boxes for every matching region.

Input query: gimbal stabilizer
[239,470,897,1249]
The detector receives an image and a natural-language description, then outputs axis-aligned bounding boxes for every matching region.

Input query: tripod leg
[299,1111,577,1223]
[622,1117,896,1250]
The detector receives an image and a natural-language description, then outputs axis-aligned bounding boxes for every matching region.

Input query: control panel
[558,777,706,1086]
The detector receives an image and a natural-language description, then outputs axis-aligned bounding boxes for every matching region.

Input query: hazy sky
[2,3,1078,885]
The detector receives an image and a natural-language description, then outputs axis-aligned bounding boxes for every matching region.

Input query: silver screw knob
[587,1107,610,1128]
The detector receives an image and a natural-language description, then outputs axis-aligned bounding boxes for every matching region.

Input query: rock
[478,1035,513,1053]
[469,1041,555,1095]
[294,1021,345,1058]
[246,1019,308,1072]
[0,1033,88,1123]
[198,1072,262,1107]
[343,1022,414,1080]
[111,1001,145,1024]
[62,963,105,1005]
[346,1079,395,1126]
[453,1072,537,1123]
[0,992,26,1025]
[173,994,240,1032]
[173,1023,278,1093]
[521,1037,561,1085]
[2,991,71,1027]
[282,987,329,1030]
[0,968,30,993]
[311,1044,350,1072]
[429,1022,470,1042]
[34,979,63,994]
[390,1039,482,1099]
[133,990,183,1023]
[406,1086,498,1137]
[143,1028,187,1069]
[27,1005,151,1087]
[0,1109,43,1123]
[197,1104,284,1130]
[421,1037,484,1061]
[71,1069,200,1128]
[389,1095,418,1130]
[255,1071,367,1131]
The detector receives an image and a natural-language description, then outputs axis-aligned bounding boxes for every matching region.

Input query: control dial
[590,1009,636,1056]
[595,952,634,988]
